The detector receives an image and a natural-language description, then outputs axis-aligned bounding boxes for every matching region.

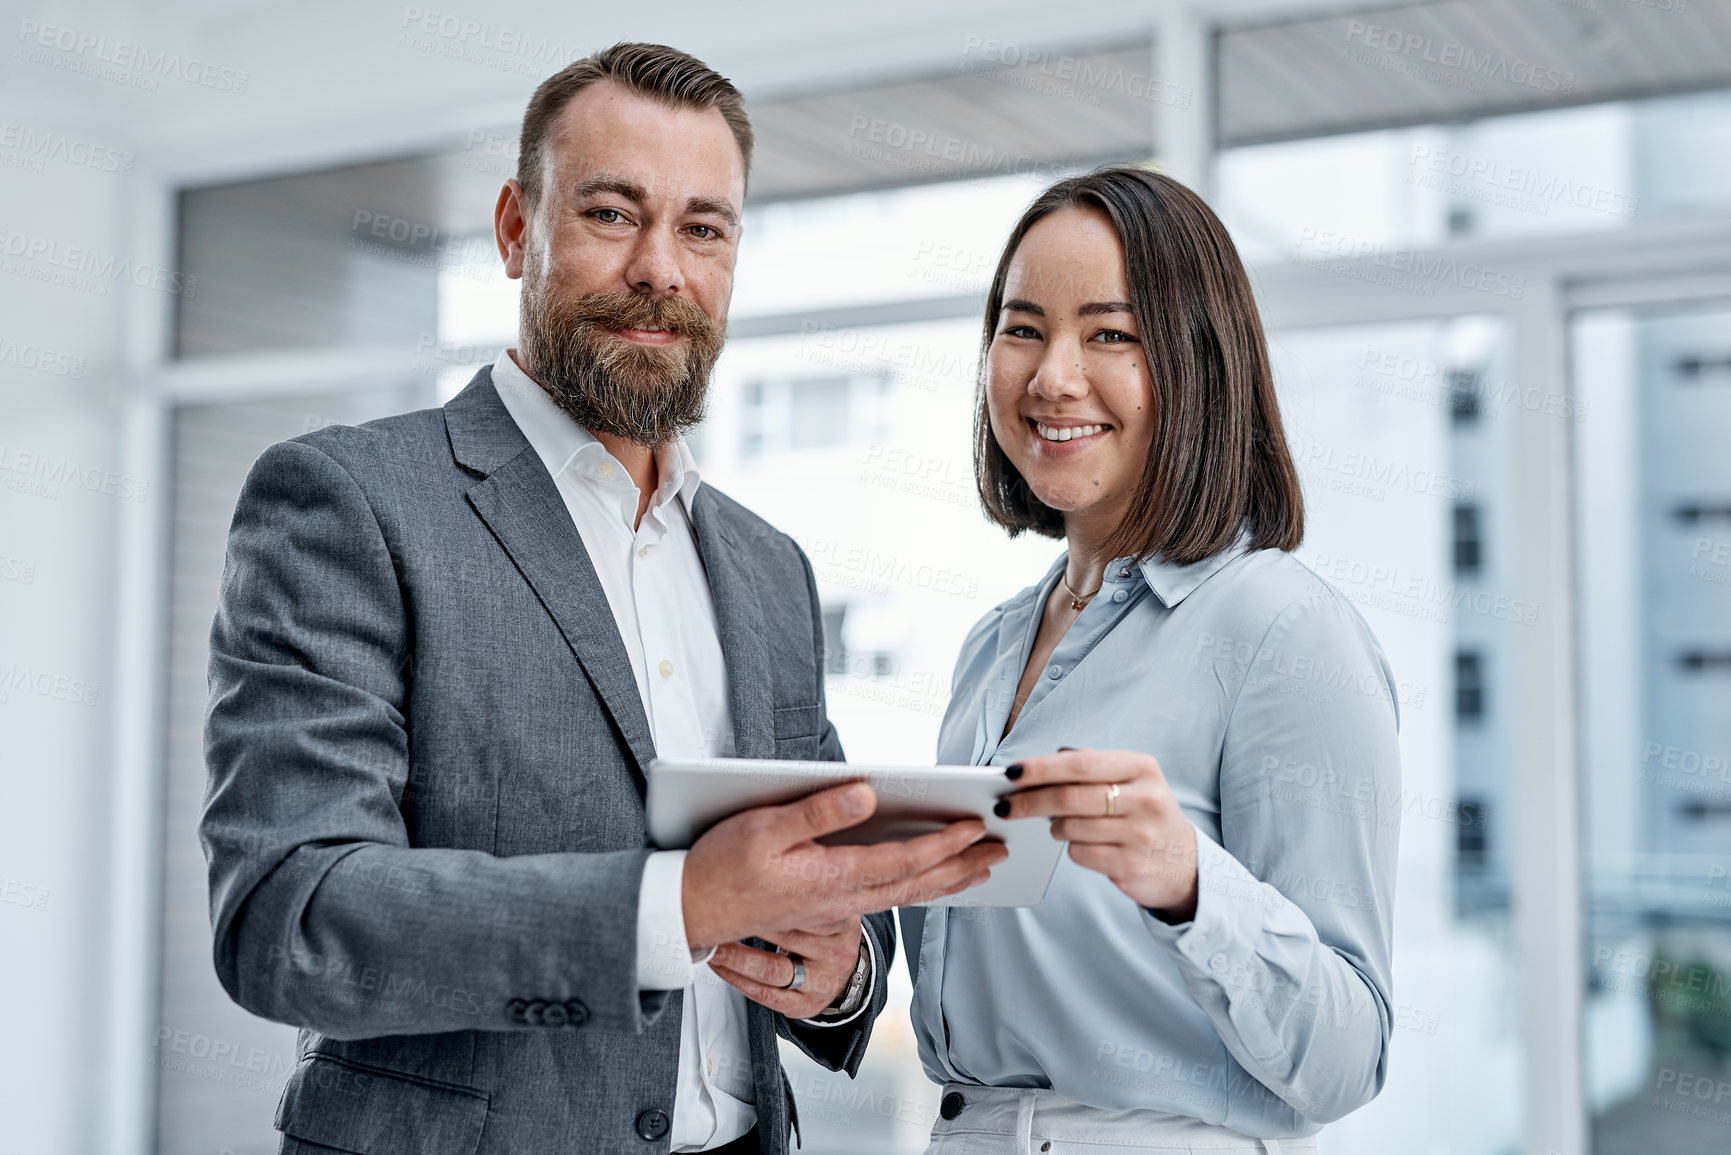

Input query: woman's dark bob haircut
[975,166,1304,566]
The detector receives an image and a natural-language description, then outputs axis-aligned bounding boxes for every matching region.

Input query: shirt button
[598,461,616,479]
[637,545,649,559]
[1112,588,1129,603]
[1046,664,1062,679]
[658,659,674,678]
[1119,568,1131,578]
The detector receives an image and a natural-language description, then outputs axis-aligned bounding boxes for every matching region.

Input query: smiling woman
[975,168,1303,570]
[903,167,1402,1154]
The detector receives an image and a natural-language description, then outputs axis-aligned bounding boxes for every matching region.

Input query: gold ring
[1105,782,1121,817]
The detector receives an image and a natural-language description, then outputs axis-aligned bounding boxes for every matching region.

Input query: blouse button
[1112,588,1129,603]
[1046,664,1062,680]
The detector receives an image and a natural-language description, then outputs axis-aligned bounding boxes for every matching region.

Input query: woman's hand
[997,748,1199,921]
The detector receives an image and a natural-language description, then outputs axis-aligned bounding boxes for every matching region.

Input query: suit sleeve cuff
[796,921,879,1028]
[636,850,703,991]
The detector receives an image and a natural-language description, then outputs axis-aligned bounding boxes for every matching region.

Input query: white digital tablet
[646,758,1064,908]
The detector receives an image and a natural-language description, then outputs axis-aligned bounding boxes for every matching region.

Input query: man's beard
[517,272,725,449]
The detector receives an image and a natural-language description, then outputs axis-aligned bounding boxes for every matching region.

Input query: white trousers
[922,1085,1319,1155]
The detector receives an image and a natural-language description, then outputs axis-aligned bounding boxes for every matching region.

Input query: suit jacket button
[636,1109,671,1141]
[940,1091,966,1120]
[506,999,528,1024]
[525,999,547,1025]
[564,999,589,1026]
[541,1002,568,1027]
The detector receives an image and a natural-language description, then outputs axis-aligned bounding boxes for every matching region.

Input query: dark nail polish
[1005,763,1024,780]
[1057,746,1076,753]
[993,799,1011,818]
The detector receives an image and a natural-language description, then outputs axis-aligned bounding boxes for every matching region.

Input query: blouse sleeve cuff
[1140,822,1272,974]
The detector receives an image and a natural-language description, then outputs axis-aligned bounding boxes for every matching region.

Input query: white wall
[0,134,134,1152]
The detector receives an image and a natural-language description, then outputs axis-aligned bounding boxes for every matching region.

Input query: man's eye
[592,208,625,224]
[688,224,715,239]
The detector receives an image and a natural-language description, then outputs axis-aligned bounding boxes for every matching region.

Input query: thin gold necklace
[1059,570,1101,611]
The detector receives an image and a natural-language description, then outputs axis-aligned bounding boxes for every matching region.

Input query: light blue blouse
[905,542,1401,1138]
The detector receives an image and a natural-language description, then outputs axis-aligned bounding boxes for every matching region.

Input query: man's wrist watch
[821,937,872,1017]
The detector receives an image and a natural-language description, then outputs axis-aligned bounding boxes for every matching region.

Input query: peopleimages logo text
[399,8,583,65]
[1295,228,1526,300]
[1343,19,1575,94]
[0,227,197,297]
[0,121,132,174]
[16,20,250,93]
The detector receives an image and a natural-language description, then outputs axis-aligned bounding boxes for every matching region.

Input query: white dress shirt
[490,350,874,1152]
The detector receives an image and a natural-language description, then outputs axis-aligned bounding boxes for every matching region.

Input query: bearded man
[201,43,1003,1155]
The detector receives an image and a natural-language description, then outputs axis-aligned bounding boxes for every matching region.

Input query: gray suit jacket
[202,367,892,1155]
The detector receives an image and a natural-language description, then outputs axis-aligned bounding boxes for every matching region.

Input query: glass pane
[1575,299,1731,1155]
[158,383,435,1155]
[1216,88,1731,262]
[702,317,1055,1152]
[730,174,1052,317]
[788,377,852,450]
[422,174,1547,1155]
[709,313,1526,1154]
[1266,318,1523,1155]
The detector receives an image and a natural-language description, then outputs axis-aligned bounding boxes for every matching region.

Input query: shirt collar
[1133,528,1251,608]
[997,529,1252,659]
[489,346,702,515]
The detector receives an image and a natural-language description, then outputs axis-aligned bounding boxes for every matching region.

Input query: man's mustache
[558,291,720,341]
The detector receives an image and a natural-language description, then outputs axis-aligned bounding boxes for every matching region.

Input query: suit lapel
[445,369,658,783]
[689,490,776,759]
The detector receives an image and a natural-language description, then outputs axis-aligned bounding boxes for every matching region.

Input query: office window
[1457,799,1489,867]
[739,382,765,459]
[738,374,888,460]
[1454,503,1484,575]
[821,604,848,676]
[158,385,433,1153]
[1448,368,1482,425]
[1673,501,1731,526]
[789,377,851,450]
[1575,298,1731,1155]
[1456,651,1486,723]
[1675,649,1731,674]
[1673,352,1731,380]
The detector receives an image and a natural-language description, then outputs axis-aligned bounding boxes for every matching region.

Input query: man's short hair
[517,42,753,205]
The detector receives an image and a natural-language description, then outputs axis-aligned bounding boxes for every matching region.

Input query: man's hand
[709,923,863,1020]
[681,782,1006,952]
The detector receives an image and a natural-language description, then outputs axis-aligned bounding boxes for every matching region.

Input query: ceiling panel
[176,0,1731,247]
[1219,0,1731,146]
[744,38,1159,200]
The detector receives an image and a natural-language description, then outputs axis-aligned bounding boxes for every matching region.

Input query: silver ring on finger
[783,954,806,991]
[1105,782,1121,818]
